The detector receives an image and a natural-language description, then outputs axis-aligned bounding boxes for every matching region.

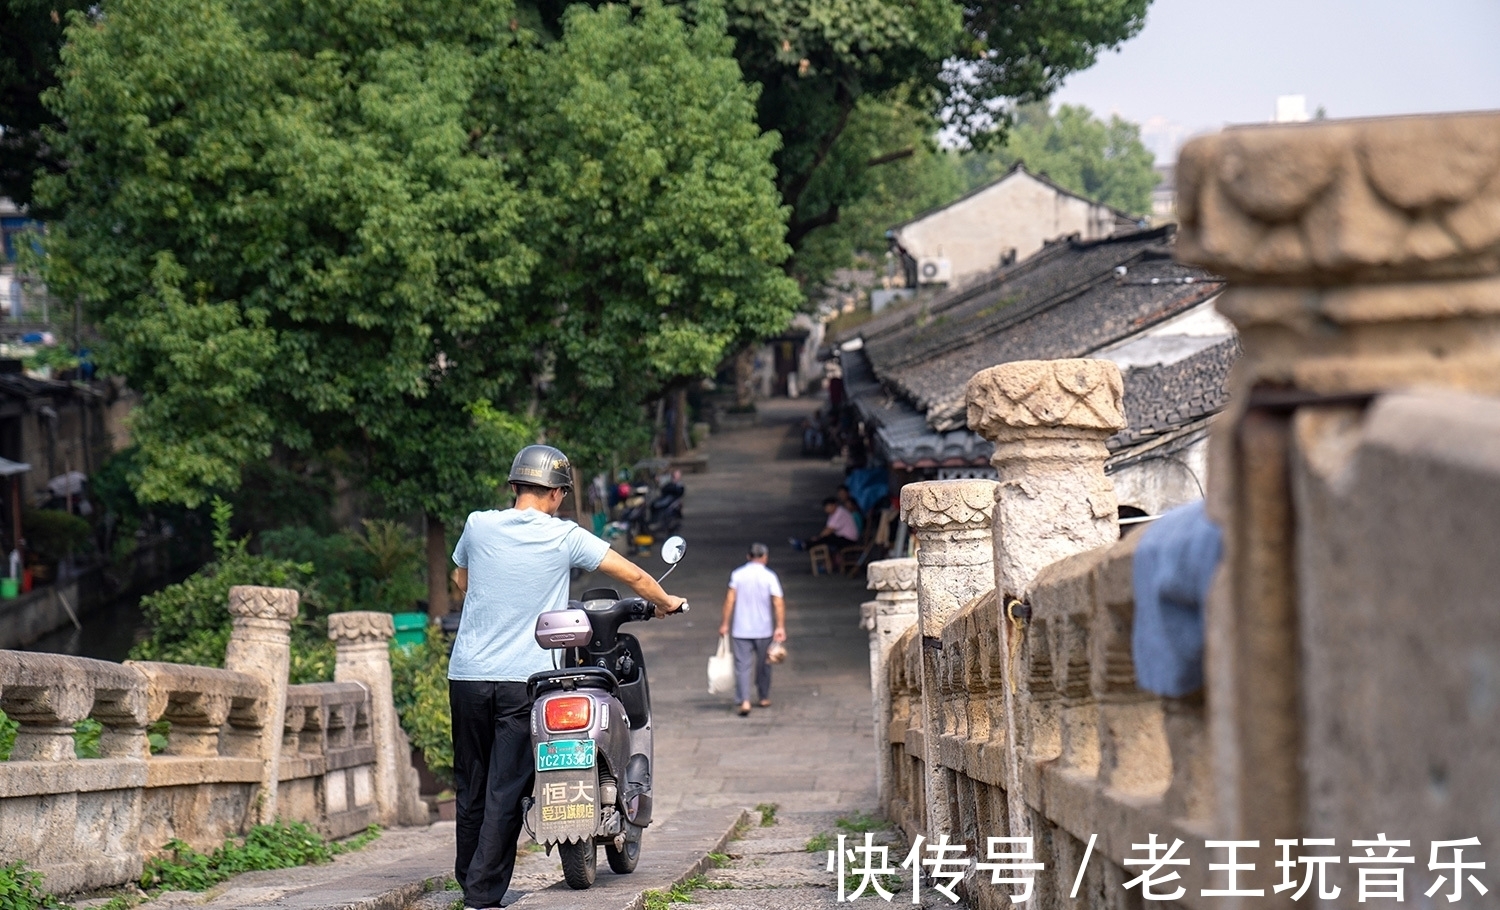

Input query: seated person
[835,485,864,536]
[790,497,860,551]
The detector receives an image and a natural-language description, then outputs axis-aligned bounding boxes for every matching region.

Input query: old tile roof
[841,226,1238,468]
[1112,337,1239,451]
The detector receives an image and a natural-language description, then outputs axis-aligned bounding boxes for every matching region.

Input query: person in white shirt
[718,543,787,716]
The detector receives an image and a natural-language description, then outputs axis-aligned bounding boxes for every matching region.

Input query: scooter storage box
[535,609,593,648]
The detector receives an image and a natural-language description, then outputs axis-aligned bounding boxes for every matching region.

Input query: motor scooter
[620,477,685,541]
[524,535,690,888]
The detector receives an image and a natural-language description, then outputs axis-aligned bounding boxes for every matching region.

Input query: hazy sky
[1050,0,1500,162]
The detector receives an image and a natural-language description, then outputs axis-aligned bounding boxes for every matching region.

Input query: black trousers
[450,680,534,908]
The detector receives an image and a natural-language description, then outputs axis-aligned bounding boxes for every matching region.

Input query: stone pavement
[118,398,908,910]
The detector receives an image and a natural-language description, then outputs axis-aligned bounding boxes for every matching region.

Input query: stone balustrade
[0,590,419,894]
[869,111,1500,909]
[280,682,379,838]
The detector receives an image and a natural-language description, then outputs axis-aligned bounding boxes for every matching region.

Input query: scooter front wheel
[559,840,597,889]
[606,832,641,874]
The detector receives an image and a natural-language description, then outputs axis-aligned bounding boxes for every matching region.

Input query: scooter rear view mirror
[655,536,687,585]
[660,536,686,565]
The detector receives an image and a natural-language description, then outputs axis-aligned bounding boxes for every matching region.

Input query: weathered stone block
[1293,389,1500,849]
[1177,111,1500,282]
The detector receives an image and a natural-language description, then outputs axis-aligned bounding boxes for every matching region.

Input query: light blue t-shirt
[448,508,610,682]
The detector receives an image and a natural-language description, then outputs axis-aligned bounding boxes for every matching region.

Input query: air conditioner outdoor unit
[917,257,952,285]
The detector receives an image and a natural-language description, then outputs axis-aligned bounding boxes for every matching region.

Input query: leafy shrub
[22,344,79,374]
[23,509,93,563]
[390,636,453,784]
[0,713,108,761]
[73,718,102,759]
[0,712,15,761]
[0,861,62,909]
[140,821,339,891]
[261,519,423,616]
[130,499,313,668]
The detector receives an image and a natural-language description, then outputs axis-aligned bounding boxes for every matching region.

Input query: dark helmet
[508,444,573,489]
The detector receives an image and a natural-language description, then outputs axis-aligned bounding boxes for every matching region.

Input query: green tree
[964,101,1158,216]
[514,0,1150,287]
[38,0,797,614]
[791,94,968,284]
[715,0,1151,281]
[485,0,799,466]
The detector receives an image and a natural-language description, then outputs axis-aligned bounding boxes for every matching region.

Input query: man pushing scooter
[447,445,686,910]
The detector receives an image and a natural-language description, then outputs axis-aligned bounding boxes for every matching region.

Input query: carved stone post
[860,557,917,808]
[330,612,405,827]
[966,359,1125,844]
[1175,111,1500,869]
[224,585,298,825]
[899,481,996,841]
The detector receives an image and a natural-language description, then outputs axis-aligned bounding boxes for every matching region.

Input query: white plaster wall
[1094,296,1234,370]
[1107,434,1210,517]
[893,170,1122,287]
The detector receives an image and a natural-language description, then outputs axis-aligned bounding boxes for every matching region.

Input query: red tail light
[544,696,593,732]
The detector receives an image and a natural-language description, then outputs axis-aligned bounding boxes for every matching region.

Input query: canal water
[21,592,150,663]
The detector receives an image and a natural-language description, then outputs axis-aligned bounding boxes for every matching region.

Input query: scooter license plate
[536,740,595,771]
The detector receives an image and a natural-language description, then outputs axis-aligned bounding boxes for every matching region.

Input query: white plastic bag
[707,634,735,696]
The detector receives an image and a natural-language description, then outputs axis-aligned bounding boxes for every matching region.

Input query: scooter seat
[527,667,618,701]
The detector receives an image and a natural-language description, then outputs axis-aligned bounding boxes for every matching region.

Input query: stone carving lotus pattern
[867,558,918,592]
[900,481,996,532]
[228,585,300,621]
[1176,112,1500,282]
[329,611,396,644]
[965,359,1125,440]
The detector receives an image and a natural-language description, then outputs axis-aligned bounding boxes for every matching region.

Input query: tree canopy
[706,0,1153,282]
[38,0,797,609]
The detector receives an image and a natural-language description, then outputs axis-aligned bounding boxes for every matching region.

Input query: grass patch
[141,820,363,892]
[707,852,729,868]
[834,811,885,835]
[807,811,891,854]
[642,873,736,909]
[754,802,778,827]
[335,825,381,854]
[842,870,904,897]
[642,877,697,910]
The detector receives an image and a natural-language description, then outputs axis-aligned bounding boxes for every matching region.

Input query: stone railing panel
[1028,550,1105,778]
[0,653,147,762]
[130,662,264,759]
[0,589,420,896]
[280,682,378,838]
[0,653,153,894]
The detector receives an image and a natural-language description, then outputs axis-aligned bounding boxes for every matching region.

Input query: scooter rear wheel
[605,834,640,874]
[560,840,597,889]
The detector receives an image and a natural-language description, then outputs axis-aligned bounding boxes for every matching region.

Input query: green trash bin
[392,612,427,648]
[0,577,16,599]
